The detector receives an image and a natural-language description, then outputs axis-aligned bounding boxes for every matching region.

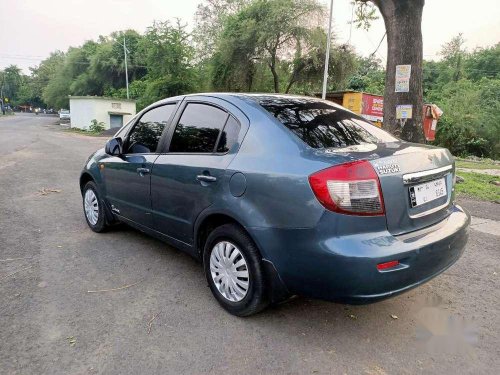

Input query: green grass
[456,159,500,170]
[456,171,500,202]
[62,128,104,137]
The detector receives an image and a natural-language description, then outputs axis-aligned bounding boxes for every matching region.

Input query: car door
[151,98,244,245]
[102,103,177,228]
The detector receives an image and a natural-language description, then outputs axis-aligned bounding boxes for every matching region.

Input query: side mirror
[105,137,123,156]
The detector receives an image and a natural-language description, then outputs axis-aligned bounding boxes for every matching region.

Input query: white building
[69,96,136,130]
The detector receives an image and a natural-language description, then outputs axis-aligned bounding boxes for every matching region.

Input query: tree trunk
[284,79,295,94]
[269,52,280,93]
[373,0,425,143]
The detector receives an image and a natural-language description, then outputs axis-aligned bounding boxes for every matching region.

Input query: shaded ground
[0,114,499,375]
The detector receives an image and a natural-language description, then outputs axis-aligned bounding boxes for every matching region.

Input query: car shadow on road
[105,222,439,332]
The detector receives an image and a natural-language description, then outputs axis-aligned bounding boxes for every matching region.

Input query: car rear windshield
[254,96,397,148]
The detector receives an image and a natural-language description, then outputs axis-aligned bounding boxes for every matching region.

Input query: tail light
[308,160,385,216]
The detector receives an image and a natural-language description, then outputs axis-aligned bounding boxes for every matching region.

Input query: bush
[428,78,499,159]
[89,119,105,133]
[433,118,490,157]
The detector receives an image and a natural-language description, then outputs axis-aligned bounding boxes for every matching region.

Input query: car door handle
[196,175,217,183]
[137,167,150,176]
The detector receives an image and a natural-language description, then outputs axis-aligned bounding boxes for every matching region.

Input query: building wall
[69,98,136,130]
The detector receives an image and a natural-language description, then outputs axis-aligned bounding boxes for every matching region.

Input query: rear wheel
[82,181,108,233]
[203,224,269,316]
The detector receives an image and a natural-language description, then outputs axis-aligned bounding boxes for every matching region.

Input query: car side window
[127,104,175,154]
[217,116,241,153]
[113,115,136,139]
[169,103,229,153]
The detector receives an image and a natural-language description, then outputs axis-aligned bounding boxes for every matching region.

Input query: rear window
[255,96,397,148]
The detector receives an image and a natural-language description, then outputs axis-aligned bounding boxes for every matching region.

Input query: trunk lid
[313,142,455,235]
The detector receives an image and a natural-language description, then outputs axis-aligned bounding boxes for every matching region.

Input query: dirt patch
[457,168,500,177]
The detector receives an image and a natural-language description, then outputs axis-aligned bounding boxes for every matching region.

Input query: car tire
[82,181,108,233]
[203,224,270,317]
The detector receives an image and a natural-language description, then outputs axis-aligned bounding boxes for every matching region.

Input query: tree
[348,55,385,95]
[30,51,65,103]
[194,0,250,59]
[135,20,197,109]
[465,43,500,81]
[1,65,23,104]
[211,0,326,93]
[356,0,425,142]
[439,34,467,82]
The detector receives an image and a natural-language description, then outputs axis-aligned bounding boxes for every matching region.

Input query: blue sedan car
[80,94,470,316]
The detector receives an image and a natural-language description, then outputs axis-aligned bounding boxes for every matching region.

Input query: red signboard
[361,94,384,122]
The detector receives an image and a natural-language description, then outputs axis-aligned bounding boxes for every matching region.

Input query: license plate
[409,177,447,208]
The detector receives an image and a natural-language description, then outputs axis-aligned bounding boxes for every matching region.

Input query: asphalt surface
[0,113,499,375]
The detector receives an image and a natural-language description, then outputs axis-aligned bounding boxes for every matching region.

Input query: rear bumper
[250,204,470,303]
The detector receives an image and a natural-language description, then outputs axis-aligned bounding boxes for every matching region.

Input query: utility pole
[123,37,130,99]
[322,0,334,100]
[0,80,4,115]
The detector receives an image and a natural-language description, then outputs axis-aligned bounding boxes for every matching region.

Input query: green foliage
[136,21,197,104]
[208,0,358,94]
[439,33,467,82]
[3,7,497,160]
[89,119,105,133]
[352,1,378,31]
[347,56,385,94]
[455,171,500,202]
[429,79,499,158]
[424,38,500,159]
[466,44,500,81]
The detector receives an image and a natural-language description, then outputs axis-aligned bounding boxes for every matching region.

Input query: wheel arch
[195,212,249,259]
[79,172,95,193]
[195,210,291,304]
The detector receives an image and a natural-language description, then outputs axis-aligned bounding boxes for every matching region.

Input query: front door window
[127,104,176,154]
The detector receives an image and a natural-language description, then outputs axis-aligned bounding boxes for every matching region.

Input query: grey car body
[80,93,470,312]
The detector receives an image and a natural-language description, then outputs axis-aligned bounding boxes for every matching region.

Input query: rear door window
[217,116,240,153]
[256,96,397,148]
[169,103,229,153]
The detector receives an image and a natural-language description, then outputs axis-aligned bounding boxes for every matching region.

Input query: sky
[0,0,499,73]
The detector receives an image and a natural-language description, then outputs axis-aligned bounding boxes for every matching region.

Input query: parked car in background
[59,109,70,120]
[80,93,470,316]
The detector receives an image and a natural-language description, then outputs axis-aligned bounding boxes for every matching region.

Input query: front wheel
[203,224,270,316]
[82,181,108,233]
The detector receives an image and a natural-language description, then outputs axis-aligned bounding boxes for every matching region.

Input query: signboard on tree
[395,65,411,93]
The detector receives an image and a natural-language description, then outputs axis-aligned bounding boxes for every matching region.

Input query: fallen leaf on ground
[147,311,162,334]
[87,279,143,293]
[390,314,399,320]
[66,336,76,347]
[38,188,62,196]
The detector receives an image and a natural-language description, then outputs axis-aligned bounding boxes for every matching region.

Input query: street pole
[0,84,4,115]
[123,37,130,99]
[322,0,334,100]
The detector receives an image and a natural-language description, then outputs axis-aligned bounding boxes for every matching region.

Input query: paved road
[1,114,499,375]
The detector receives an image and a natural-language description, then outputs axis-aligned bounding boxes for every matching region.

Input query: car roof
[144,92,345,114]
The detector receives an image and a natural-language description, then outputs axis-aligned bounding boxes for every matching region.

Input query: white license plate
[409,177,447,208]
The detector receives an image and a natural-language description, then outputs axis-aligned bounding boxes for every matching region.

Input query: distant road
[0,113,57,157]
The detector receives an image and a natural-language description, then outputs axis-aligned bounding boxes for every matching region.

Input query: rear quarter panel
[215,98,332,230]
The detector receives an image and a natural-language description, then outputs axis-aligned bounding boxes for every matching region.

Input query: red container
[422,104,443,141]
